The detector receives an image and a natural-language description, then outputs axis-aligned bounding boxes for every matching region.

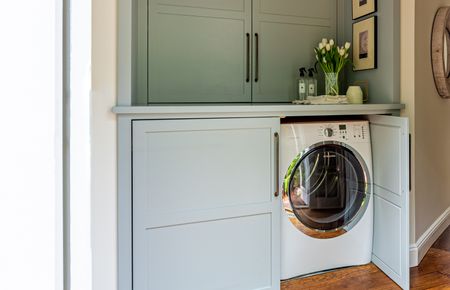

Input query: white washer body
[280,121,373,280]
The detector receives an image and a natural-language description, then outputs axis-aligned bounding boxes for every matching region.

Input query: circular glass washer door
[282,142,371,239]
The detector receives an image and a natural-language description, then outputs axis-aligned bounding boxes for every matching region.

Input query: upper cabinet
[252,0,336,102]
[134,0,337,104]
[139,0,252,103]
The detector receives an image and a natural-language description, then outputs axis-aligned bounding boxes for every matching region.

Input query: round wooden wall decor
[432,7,450,98]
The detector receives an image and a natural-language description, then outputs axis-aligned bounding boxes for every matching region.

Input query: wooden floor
[281,226,450,290]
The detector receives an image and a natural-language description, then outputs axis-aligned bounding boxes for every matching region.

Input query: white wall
[0,1,62,290]
[91,0,118,289]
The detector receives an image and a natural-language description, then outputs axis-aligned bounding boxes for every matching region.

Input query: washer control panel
[319,122,369,142]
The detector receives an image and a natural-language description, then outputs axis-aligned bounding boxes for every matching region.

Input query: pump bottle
[307,68,317,97]
[298,68,307,101]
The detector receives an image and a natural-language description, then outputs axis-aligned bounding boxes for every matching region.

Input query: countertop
[112,103,405,119]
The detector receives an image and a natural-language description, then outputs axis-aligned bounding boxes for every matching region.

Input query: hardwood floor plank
[411,248,450,278]
[410,272,450,290]
[281,226,450,289]
[281,263,399,290]
[433,226,450,252]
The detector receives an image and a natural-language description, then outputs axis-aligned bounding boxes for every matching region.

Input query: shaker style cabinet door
[251,0,337,102]
[141,0,252,103]
[132,118,281,290]
[369,115,410,290]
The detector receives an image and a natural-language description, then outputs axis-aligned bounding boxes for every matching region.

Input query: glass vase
[325,72,339,96]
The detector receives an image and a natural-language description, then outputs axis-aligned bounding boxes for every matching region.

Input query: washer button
[323,128,334,137]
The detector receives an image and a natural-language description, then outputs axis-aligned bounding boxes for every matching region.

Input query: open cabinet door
[368,115,409,289]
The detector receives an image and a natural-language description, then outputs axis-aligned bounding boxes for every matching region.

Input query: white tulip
[345,42,351,50]
[326,44,331,51]
[339,48,345,56]
[344,53,349,59]
[322,49,326,54]
[323,57,327,63]
[322,38,328,45]
[329,39,335,46]
[319,43,324,50]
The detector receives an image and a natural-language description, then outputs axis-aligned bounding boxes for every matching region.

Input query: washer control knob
[323,128,334,137]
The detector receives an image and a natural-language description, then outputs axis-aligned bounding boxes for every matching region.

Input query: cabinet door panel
[369,115,409,290]
[252,0,336,102]
[144,214,272,290]
[132,118,280,290]
[146,0,252,103]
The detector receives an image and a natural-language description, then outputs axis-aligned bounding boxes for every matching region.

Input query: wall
[0,1,62,289]
[342,0,400,104]
[414,0,450,241]
[92,0,118,289]
[400,0,416,245]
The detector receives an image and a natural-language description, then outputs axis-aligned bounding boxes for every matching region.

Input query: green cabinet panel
[144,0,252,103]
[252,0,337,102]
[137,0,338,104]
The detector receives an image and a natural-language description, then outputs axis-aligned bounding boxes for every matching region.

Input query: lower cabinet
[120,114,409,290]
[132,118,281,290]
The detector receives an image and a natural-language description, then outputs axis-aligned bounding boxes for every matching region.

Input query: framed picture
[353,16,377,71]
[352,0,377,20]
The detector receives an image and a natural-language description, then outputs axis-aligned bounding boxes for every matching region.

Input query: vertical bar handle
[274,132,279,197]
[246,33,250,83]
[255,33,259,83]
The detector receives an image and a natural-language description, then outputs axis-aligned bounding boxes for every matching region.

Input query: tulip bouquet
[314,38,351,96]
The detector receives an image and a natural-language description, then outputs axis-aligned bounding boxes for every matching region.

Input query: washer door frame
[282,141,371,239]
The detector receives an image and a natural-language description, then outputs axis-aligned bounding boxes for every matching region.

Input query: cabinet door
[369,115,409,289]
[252,0,337,102]
[132,118,280,290]
[144,0,252,103]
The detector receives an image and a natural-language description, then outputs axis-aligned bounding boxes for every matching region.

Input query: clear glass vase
[325,72,339,96]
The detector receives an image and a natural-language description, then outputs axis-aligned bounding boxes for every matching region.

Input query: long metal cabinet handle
[274,132,279,197]
[246,33,250,83]
[255,33,259,82]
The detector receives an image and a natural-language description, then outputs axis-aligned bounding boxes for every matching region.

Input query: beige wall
[92,0,117,289]
[414,0,450,240]
[400,0,416,244]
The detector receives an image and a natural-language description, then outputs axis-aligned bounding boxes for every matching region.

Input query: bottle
[298,67,307,101]
[307,68,318,97]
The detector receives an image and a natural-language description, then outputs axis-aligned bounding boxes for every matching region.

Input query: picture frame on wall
[352,0,377,20]
[353,16,377,71]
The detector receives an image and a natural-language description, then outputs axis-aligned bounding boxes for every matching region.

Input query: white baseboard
[409,206,450,267]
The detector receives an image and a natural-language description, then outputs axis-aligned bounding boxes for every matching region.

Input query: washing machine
[280,120,373,280]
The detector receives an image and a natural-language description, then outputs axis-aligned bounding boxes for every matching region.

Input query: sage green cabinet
[138,0,337,104]
[139,0,252,103]
[252,0,337,102]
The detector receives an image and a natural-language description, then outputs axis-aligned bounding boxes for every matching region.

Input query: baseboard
[409,207,450,267]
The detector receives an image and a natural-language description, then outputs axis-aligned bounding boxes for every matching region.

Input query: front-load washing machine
[280,121,373,280]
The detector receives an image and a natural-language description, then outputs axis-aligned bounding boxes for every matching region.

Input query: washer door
[282,141,370,239]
